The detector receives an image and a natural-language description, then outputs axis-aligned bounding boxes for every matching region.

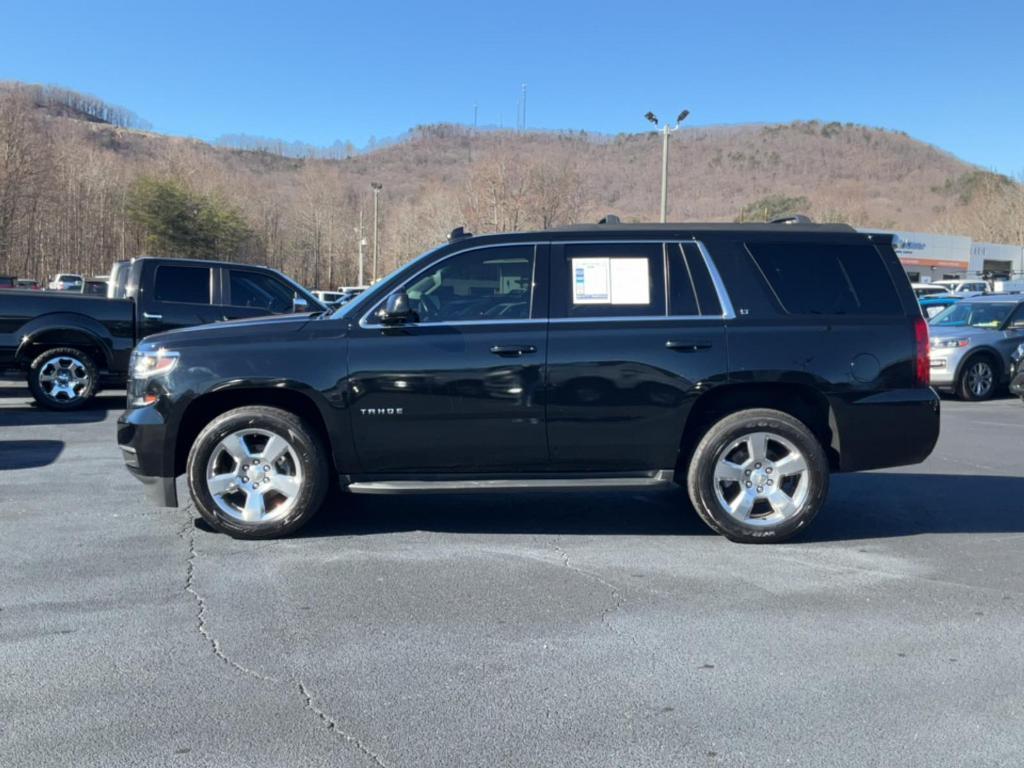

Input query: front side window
[228,270,295,313]
[747,242,901,316]
[1006,303,1024,329]
[399,245,535,323]
[154,266,212,304]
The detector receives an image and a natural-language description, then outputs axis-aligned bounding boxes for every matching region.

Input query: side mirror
[376,290,415,325]
[292,295,310,313]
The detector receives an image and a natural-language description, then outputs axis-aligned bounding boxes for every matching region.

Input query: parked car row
[311,286,366,309]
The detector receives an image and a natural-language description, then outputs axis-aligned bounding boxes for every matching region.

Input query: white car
[312,290,345,305]
[48,273,84,291]
[931,279,988,297]
[910,282,951,299]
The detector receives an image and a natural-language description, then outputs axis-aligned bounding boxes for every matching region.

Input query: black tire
[186,406,329,539]
[686,408,830,544]
[956,354,997,401]
[27,347,99,410]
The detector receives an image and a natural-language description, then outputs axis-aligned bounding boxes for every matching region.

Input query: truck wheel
[186,406,328,539]
[27,347,98,410]
[956,355,997,401]
[686,408,829,544]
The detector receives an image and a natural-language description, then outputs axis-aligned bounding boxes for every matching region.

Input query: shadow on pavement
[804,472,1024,542]
[300,487,710,539]
[0,392,124,427]
[0,440,65,470]
[286,472,1024,542]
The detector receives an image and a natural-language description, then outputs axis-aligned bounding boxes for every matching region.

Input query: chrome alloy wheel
[205,429,303,524]
[712,431,810,527]
[965,360,994,398]
[37,355,91,402]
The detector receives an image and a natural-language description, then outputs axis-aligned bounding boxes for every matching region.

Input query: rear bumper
[117,404,180,507]
[832,388,940,473]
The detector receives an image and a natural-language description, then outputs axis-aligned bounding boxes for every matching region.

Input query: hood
[929,324,1000,341]
[140,312,317,349]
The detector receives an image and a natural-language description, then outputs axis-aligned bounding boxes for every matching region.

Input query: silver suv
[929,295,1024,400]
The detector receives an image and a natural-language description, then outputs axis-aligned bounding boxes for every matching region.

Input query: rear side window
[668,243,723,316]
[746,242,900,316]
[559,243,665,318]
[154,265,212,304]
[228,270,295,313]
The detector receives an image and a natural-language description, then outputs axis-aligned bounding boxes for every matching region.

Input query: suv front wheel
[686,408,830,543]
[186,406,329,539]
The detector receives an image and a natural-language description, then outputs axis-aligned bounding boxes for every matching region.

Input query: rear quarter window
[154,265,212,304]
[746,242,901,316]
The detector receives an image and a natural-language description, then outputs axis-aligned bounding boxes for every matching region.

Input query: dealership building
[857,229,1024,284]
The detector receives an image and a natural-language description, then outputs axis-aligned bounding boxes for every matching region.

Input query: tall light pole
[355,208,367,286]
[370,181,383,282]
[644,109,690,222]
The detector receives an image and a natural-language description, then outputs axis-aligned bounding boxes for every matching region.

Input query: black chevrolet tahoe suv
[117,222,940,543]
[0,256,322,410]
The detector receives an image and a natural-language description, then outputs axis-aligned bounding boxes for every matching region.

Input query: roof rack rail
[597,214,621,225]
[771,214,814,225]
[448,226,472,241]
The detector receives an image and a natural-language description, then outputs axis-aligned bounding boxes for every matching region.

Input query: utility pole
[644,108,690,222]
[370,181,383,282]
[356,208,366,286]
[521,83,527,131]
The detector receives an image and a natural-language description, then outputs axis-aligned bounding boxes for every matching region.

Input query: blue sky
[2,0,1022,173]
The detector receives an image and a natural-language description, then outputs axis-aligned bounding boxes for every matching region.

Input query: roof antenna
[448,226,472,241]
[771,214,813,225]
[598,214,621,225]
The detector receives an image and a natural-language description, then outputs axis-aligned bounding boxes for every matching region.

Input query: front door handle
[665,340,712,352]
[490,344,537,357]
[142,312,163,321]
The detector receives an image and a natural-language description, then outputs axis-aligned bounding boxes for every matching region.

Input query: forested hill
[0,81,1017,288]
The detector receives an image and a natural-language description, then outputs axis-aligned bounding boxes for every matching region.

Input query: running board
[345,470,676,494]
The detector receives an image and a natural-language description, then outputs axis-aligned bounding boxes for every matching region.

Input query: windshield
[929,302,1013,329]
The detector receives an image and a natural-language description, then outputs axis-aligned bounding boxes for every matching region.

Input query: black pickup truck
[0,256,322,409]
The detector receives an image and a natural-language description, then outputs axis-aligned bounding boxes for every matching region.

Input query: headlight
[1012,343,1024,363]
[131,348,179,379]
[930,337,970,350]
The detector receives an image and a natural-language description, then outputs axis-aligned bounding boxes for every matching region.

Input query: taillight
[913,316,929,386]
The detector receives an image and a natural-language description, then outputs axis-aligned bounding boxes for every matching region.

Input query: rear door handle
[665,340,712,352]
[142,312,163,321]
[490,344,537,357]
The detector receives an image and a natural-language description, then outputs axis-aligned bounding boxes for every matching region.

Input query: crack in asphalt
[181,514,271,681]
[298,682,390,768]
[181,509,389,766]
[550,543,639,646]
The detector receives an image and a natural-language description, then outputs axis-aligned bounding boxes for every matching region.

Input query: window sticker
[572,257,610,303]
[609,258,650,304]
[571,257,651,305]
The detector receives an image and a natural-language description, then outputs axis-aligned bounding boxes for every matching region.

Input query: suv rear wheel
[186,406,329,539]
[686,408,829,543]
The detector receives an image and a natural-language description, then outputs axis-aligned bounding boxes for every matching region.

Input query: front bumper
[1011,369,1024,398]
[928,346,965,388]
[117,404,180,507]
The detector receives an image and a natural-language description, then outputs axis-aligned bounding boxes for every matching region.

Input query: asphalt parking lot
[2,380,1023,768]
